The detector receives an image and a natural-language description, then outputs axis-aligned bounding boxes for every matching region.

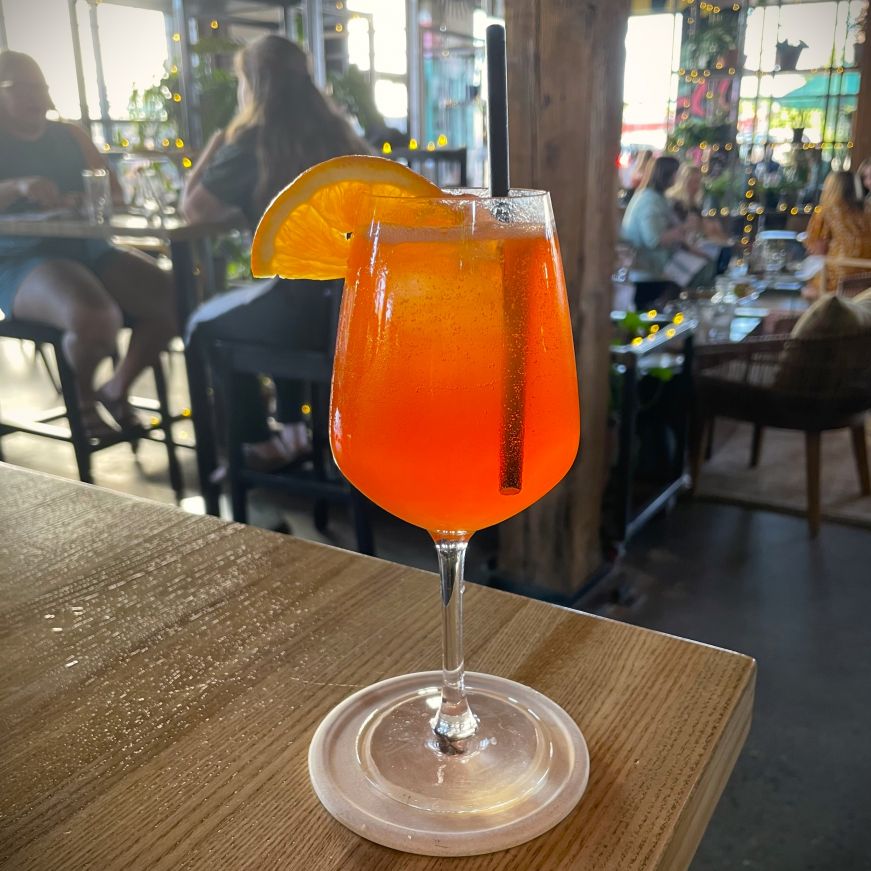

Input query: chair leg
[314,499,330,533]
[56,344,93,484]
[804,431,822,538]
[704,416,715,460]
[37,343,62,394]
[689,414,710,493]
[230,479,248,524]
[750,424,764,468]
[152,360,184,501]
[850,422,871,496]
[350,488,375,556]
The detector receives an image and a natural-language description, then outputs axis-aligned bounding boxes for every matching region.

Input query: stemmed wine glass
[309,188,588,856]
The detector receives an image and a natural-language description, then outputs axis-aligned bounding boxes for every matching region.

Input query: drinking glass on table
[81,169,112,224]
[309,189,587,854]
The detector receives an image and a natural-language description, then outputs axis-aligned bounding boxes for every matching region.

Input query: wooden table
[0,464,756,870]
[0,213,238,514]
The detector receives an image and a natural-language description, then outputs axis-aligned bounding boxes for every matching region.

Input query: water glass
[82,169,112,224]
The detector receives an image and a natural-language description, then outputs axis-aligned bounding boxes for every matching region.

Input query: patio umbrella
[777,72,860,107]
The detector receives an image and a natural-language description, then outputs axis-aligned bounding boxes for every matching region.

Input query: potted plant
[696,20,739,69]
[775,39,808,71]
[703,166,741,212]
[667,115,733,154]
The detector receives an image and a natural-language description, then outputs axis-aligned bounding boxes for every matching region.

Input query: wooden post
[498,0,630,598]
[853,14,871,163]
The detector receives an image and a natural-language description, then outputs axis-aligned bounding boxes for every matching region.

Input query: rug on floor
[695,420,871,529]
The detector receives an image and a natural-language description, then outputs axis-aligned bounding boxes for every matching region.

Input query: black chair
[0,318,183,499]
[388,147,468,188]
[209,338,375,556]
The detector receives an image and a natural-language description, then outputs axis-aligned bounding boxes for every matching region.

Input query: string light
[666,327,677,338]
[381,142,392,154]
[182,156,192,168]
[720,207,729,216]
[437,134,448,147]
[171,32,180,42]
[335,23,343,32]
[426,141,436,151]
[673,313,685,324]
[173,93,182,102]
[790,207,799,215]
[741,236,750,245]
[161,138,170,147]
[409,138,418,150]
[210,19,219,29]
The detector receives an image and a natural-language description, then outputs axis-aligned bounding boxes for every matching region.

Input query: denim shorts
[0,238,116,316]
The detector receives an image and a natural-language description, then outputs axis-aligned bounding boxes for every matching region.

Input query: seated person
[0,51,175,437]
[620,156,690,309]
[667,163,731,270]
[183,35,370,473]
[803,171,871,299]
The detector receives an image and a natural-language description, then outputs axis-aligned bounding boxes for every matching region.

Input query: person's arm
[637,194,686,249]
[184,129,226,192]
[0,176,62,211]
[804,210,829,256]
[181,130,247,224]
[64,122,124,203]
[182,180,241,225]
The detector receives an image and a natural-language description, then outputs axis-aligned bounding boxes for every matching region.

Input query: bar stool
[209,337,375,556]
[0,317,183,499]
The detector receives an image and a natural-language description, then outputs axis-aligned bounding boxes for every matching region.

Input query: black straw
[486,23,524,496]
[486,24,509,197]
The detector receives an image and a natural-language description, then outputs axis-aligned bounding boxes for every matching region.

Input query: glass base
[308,671,589,856]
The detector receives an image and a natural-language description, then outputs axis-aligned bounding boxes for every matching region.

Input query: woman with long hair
[620,155,689,308]
[857,156,871,206]
[804,170,871,297]
[0,50,175,437]
[666,163,703,221]
[184,36,370,473]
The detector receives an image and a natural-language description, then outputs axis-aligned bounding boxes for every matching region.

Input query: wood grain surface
[501,0,630,597]
[0,464,755,870]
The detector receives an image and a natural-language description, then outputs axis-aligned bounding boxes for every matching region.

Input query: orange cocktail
[330,191,580,534]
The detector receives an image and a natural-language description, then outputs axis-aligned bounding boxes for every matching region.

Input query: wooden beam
[853,14,871,163]
[499,0,630,597]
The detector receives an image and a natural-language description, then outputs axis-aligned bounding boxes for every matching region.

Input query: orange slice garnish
[251,155,443,280]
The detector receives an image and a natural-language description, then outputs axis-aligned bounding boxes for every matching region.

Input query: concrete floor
[3,338,871,870]
[621,503,871,871]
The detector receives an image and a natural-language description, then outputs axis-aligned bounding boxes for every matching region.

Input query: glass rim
[367,187,550,203]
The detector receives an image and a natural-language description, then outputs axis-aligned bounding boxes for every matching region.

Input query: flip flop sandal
[79,405,120,442]
[96,387,146,433]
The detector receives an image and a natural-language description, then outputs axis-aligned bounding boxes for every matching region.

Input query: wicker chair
[690,333,871,536]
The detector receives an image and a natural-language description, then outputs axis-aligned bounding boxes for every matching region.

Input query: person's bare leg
[11,258,122,409]
[93,248,177,402]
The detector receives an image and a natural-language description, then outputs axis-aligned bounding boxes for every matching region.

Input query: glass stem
[432,537,478,748]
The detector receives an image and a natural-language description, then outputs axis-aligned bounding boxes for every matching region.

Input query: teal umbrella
[777,72,860,107]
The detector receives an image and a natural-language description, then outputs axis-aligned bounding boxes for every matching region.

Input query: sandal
[96,386,146,433]
[79,404,119,442]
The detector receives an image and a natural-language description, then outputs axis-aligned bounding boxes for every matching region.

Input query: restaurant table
[0,212,238,514]
[0,464,756,871]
